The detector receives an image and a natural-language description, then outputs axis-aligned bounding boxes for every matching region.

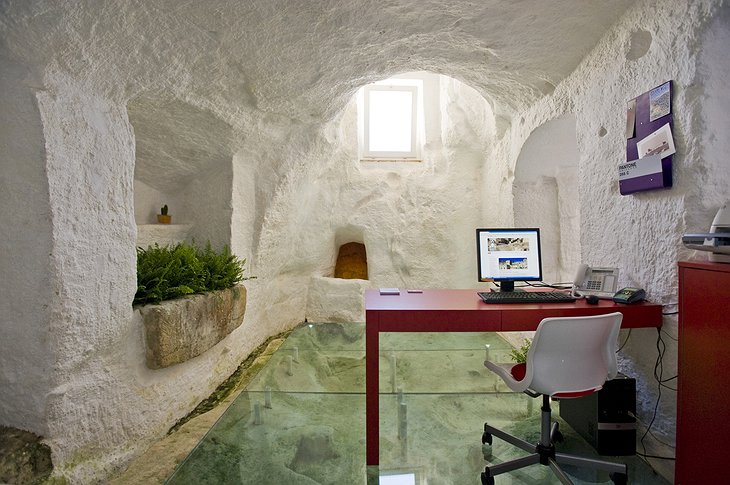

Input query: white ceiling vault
[1,0,635,189]
[2,0,635,121]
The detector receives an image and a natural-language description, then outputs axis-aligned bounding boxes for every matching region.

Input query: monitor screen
[476,228,543,291]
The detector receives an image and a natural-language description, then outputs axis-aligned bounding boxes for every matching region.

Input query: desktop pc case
[559,373,636,456]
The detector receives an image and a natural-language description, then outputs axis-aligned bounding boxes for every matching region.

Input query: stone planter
[137,285,246,369]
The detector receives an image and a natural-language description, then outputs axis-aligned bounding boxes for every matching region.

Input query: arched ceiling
[2,0,636,189]
[2,0,635,123]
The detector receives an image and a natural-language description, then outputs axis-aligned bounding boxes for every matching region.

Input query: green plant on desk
[510,338,532,363]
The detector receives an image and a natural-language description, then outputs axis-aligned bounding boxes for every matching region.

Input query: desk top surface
[365,288,662,321]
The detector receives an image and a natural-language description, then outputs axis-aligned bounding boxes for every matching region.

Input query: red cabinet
[676,261,730,484]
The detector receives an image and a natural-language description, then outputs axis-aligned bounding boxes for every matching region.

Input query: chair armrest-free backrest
[523,312,623,397]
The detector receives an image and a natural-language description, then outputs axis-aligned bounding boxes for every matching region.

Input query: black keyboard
[478,291,577,304]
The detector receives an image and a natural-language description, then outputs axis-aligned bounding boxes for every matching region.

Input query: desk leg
[366,314,379,473]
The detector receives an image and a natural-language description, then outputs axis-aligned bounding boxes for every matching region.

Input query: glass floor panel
[166,323,670,485]
[278,322,366,351]
[379,393,667,485]
[166,392,365,485]
[245,348,511,394]
[279,322,516,352]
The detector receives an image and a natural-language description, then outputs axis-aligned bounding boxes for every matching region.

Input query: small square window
[361,83,420,159]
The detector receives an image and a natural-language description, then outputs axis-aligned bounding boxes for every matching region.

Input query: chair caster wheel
[480,471,495,485]
[609,472,628,485]
[550,422,563,443]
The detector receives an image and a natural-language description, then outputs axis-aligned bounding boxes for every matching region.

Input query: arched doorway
[513,114,580,284]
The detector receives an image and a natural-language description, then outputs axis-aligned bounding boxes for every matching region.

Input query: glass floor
[165,322,670,484]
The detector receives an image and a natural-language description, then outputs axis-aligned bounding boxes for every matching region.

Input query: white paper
[636,123,676,159]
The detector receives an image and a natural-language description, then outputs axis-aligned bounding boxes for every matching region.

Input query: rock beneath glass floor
[290,426,340,469]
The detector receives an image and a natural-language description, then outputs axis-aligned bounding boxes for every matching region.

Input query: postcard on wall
[626,98,636,139]
[636,123,676,159]
[649,81,671,122]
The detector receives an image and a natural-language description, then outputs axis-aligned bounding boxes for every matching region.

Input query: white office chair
[480,312,628,485]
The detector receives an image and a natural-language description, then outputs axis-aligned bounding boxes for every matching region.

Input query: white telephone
[572,264,620,299]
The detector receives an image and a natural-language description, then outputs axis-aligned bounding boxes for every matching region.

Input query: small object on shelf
[379,288,400,295]
[157,204,172,224]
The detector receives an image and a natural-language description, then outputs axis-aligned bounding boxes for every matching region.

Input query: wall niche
[334,242,368,280]
[128,94,235,250]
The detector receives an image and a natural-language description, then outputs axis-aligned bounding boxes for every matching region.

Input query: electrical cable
[524,281,572,290]
[636,452,677,461]
[660,328,677,341]
[637,328,676,461]
[616,328,632,353]
[647,428,677,449]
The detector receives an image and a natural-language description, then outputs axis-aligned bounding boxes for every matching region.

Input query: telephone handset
[572,264,620,299]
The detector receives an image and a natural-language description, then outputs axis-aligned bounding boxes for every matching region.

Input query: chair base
[480,396,628,485]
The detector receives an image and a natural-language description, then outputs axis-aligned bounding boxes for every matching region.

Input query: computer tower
[559,373,636,455]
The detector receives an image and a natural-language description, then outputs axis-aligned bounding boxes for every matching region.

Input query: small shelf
[136,223,193,248]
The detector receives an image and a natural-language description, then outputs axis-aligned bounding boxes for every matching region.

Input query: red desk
[364,288,663,467]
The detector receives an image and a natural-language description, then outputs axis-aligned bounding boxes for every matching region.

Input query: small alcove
[305,231,369,323]
[334,242,368,280]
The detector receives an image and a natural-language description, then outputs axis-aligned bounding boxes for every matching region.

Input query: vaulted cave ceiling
[1,0,635,187]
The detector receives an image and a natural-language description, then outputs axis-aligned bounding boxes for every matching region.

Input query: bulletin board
[620,81,674,195]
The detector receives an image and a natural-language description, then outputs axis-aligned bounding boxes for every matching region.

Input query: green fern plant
[134,241,254,305]
[509,338,532,364]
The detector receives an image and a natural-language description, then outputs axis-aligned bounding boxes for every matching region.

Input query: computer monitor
[476,228,543,292]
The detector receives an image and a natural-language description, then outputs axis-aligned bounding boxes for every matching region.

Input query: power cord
[524,281,573,290]
[617,328,632,353]
[660,328,677,342]
[636,328,676,461]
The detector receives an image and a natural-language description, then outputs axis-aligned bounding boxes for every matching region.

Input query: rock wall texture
[0,0,728,482]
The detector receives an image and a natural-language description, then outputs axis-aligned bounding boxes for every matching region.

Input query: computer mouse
[586,295,600,305]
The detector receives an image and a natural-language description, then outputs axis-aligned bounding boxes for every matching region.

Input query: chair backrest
[523,312,623,397]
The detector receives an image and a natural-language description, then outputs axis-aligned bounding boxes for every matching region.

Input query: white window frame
[361,84,420,160]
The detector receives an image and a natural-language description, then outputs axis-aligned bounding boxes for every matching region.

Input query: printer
[682,202,730,263]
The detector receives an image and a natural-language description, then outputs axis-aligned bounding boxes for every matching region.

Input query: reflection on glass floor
[166,322,669,485]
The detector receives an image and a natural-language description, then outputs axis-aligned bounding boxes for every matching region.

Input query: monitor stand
[492,281,525,292]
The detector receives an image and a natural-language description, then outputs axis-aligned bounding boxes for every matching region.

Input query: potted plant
[157,204,172,224]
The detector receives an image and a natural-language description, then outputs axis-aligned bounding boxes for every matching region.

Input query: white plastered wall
[0,47,54,436]
[489,2,730,476]
[251,73,496,329]
[1,70,257,482]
